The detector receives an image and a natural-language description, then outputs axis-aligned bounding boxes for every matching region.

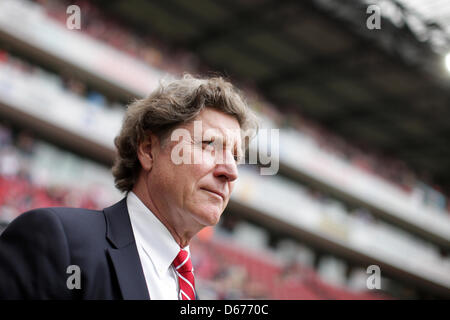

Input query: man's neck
[131,183,197,248]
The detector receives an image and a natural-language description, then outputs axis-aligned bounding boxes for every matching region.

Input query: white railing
[0,0,166,97]
[1,0,449,239]
[232,166,450,288]
[276,127,450,240]
[0,63,122,148]
[0,0,449,288]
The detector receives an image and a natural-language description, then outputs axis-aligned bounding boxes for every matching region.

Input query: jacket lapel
[103,197,150,300]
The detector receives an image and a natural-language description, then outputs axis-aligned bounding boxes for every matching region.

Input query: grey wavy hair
[112,74,259,193]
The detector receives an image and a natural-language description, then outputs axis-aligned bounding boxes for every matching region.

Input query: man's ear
[137,133,158,171]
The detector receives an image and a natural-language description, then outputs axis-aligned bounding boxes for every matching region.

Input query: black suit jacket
[0,198,151,299]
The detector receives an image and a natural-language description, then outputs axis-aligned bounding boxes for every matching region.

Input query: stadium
[0,0,449,300]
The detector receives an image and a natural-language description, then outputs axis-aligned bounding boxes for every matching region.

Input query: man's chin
[193,207,222,227]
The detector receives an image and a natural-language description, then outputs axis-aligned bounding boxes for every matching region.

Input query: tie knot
[173,249,193,274]
[173,248,196,300]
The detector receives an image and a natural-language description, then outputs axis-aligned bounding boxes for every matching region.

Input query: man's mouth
[201,188,225,201]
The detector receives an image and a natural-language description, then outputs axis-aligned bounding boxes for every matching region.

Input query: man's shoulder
[19,206,103,225]
[39,206,103,219]
[5,205,106,240]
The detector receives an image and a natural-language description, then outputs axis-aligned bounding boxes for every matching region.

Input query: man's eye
[202,140,214,147]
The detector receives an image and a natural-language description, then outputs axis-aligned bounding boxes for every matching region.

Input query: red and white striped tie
[173,248,196,300]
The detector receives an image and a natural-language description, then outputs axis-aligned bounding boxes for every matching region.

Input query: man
[0,74,258,299]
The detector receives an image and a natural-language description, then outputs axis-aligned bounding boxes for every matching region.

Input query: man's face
[147,108,242,230]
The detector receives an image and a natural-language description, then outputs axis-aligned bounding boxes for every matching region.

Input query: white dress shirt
[127,191,189,300]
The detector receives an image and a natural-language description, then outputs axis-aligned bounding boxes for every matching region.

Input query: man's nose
[213,150,238,182]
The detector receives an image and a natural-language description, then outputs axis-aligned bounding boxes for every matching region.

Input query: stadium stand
[0,0,449,299]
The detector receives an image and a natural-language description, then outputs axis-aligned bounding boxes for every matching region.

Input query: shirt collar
[126,191,189,277]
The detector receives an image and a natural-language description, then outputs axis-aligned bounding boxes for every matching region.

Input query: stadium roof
[395,0,450,49]
[99,0,450,191]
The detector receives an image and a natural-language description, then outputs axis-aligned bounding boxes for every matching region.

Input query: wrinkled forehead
[199,118,241,141]
[162,108,250,157]
[190,109,243,148]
